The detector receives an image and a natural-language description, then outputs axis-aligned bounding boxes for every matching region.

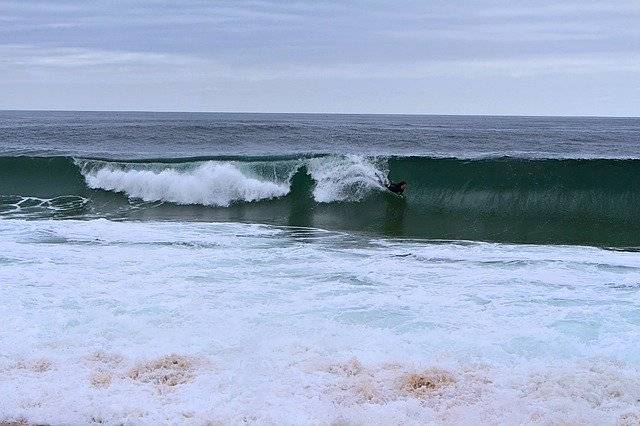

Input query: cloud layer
[1,0,639,115]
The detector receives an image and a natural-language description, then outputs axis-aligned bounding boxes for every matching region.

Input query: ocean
[1,111,640,424]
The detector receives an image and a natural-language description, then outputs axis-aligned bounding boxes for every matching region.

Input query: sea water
[1,112,640,424]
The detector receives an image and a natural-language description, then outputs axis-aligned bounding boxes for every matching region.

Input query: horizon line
[1,109,639,119]
[0,109,640,118]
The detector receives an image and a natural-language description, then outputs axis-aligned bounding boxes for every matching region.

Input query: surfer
[386,180,407,195]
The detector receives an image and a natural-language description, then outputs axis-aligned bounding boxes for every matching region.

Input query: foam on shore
[1,219,639,424]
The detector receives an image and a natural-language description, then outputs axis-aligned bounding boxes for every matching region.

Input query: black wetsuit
[386,182,405,195]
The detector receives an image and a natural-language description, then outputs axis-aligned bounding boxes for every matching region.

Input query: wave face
[2,155,640,247]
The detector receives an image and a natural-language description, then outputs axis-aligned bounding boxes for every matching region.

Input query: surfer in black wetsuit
[386,180,407,195]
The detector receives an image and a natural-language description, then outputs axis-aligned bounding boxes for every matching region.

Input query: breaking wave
[73,156,389,206]
[307,155,388,202]
[77,160,293,207]
[2,154,640,247]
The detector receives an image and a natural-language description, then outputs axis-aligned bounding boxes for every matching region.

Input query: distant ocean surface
[1,111,640,424]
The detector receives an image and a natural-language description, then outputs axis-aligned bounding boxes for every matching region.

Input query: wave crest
[307,155,388,202]
[79,161,291,207]
[77,156,391,206]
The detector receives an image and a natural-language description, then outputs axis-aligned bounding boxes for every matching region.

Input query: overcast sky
[1,0,639,115]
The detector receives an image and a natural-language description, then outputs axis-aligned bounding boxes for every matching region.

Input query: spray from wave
[307,156,388,202]
[75,156,389,206]
[77,160,294,207]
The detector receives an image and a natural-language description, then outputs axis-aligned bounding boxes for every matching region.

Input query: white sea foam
[1,219,640,424]
[307,155,388,202]
[77,156,391,206]
[79,161,291,207]
[0,195,89,217]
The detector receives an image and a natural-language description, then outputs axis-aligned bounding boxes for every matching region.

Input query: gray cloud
[1,0,639,115]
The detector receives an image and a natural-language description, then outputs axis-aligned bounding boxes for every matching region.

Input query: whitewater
[2,219,640,424]
[2,112,640,425]
[75,155,387,207]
